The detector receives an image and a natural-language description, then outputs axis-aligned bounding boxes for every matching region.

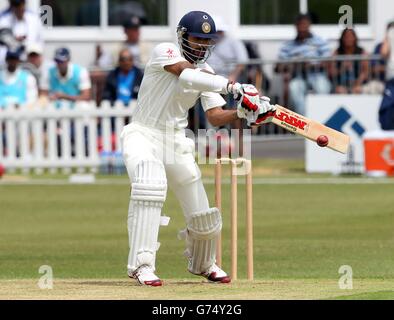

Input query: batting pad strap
[179,68,229,94]
[187,208,222,240]
[131,183,167,202]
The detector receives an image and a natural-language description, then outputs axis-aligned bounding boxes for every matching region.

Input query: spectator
[40,48,92,157]
[121,15,152,68]
[21,43,53,86]
[366,23,394,95]
[206,16,249,131]
[102,48,143,106]
[379,22,394,130]
[101,15,152,69]
[207,16,248,83]
[330,28,369,94]
[278,13,331,115]
[0,48,37,108]
[40,47,92,108]
[0,0,44,65]
[362,40,387,94]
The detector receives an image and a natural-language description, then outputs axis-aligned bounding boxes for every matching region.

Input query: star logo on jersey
[166,48,175,58]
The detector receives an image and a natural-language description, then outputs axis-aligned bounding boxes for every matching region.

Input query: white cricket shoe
[128,265,163,287]
[190,264,231,283]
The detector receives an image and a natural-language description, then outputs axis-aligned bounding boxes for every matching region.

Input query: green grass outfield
[0,159,393,300]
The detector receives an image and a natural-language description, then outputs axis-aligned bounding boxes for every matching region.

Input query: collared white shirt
[131,42,226,131]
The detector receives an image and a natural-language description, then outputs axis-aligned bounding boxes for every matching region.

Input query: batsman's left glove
[235,84,260,120]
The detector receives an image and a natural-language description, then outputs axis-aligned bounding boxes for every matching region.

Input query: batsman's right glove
[249,96,277,126]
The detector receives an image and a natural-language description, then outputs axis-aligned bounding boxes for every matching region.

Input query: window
[40,0,168,27]
[240,0,368,25]
[308,0,368,24]
[108,0,168,26]
[241,0,299,25]
[41,0,100,26]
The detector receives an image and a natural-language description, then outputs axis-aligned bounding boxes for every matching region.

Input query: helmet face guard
[177,27,216,64]
[176,11,217,64]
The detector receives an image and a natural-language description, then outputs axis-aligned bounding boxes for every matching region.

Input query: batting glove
[249,96,277,126]
[235,84,260,120]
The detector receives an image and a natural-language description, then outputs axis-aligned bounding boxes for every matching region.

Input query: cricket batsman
[121,11,275,286]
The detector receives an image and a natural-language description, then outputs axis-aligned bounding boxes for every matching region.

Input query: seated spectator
[102,48,143,106]
[40,47,91,108]
[277,13,331,115]
[330,28,369,94]
[0,48,37,108]
[0,0,44,65]
[40,48,92,157]
[21,43,53,86]
[207,16,248,83]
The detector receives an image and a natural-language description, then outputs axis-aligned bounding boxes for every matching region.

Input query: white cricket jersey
[131,42,226,131]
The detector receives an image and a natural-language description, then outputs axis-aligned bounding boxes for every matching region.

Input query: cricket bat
[263,105,350,154]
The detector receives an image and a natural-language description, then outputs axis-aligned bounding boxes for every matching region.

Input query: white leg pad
[127,159,167,273]
[184,207,222,274]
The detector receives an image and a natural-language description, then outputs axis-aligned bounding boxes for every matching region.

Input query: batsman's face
[187,35,214,60]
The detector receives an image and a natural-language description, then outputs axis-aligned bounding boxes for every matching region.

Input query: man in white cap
[22,43,52,86]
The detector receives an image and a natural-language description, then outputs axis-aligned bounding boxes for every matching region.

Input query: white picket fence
[0,100,135,174]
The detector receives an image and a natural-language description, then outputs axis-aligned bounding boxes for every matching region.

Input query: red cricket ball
[317,135,329,147]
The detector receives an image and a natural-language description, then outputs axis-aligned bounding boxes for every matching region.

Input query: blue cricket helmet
[177,11,217,39]
[177,11,217,64]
